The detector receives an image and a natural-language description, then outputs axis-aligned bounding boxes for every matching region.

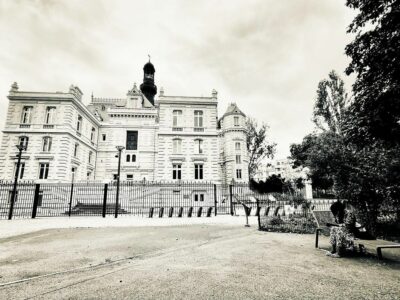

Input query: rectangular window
[113,174,118,180]
[39,163,50,179]
[127,174,133,180]
[88,151,93,164]
[194,164,203,180]
[195,139,203,154]
[45,107,56,124]
[126,131,138,150]
[194,193,204,202]
[74,143,79,157]
[235,142,241,151]
[21,106,32,124]
[102,134,106,141]
[18,136,29,150]
[236,169,242,180]
[234,116,239,126]
[236,155,241,164]
[173,139,182,154]
[172,110,182,128]
[172,164,182,180]
[87,172,91,180]
[194,111,203,128]
[42,137,52,152]
[14,162,25,179]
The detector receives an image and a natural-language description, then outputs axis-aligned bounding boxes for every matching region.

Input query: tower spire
[140,58,157,106]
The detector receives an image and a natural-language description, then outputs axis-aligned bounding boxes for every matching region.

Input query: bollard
[168,207,174,218]
[159,207,164,218]
[187,207,193,217]
[206,207,213,217]
[197,207,203,217]
[149,207,154,218]
[178,207,183,218]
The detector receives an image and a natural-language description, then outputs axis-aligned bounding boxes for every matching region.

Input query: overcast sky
[0,0,356,158]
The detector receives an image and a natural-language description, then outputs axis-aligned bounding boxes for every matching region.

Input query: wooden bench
[311,209,400,260]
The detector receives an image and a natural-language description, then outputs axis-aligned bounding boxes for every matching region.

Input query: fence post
[256,197,261,229]
[31,184,40,219]
[68,181,74,217]
[213,184,217,216]
[229,184,233,216]
[102,183,108,218]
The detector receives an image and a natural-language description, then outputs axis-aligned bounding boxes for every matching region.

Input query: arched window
[194,139,203,154]
[132,154,136,162]
[126,154,131,162]
[90,127,96,142]
[45,107,56,124]
[173,139,182,154]
[42,137,52,152]
[18,136,29,149]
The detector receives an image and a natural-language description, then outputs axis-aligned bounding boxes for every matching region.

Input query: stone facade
[0,62,249,184]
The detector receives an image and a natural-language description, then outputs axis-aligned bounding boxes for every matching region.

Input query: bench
[311,210,337,248]
[311,209,400,260]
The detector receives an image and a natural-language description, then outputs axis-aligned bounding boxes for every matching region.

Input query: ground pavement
[0,217,399,299]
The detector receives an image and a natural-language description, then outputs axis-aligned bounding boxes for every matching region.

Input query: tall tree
[313,70,350,135]
[344,0,400,146]
[340,0,400,235]
[246,118,276,179]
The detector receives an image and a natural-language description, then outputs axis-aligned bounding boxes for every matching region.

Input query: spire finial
[148,54,151,62]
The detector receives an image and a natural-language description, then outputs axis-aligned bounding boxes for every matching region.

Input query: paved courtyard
[0,217,399,299]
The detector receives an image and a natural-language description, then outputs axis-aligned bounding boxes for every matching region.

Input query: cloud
[0,0,356,158]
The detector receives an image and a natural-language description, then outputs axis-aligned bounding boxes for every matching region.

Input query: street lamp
[68,167,76,217]
[8,144,26,220]
[115,146,125,218]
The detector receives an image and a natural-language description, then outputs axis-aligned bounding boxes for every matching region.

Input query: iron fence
[0,180,238,219]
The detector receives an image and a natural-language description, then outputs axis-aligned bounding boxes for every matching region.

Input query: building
[0,61,249,184]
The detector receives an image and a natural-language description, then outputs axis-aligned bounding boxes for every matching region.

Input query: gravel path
[0,221,399,299]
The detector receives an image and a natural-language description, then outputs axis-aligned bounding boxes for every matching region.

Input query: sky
[0,0,357,159]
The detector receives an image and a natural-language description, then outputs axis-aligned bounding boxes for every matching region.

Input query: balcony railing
[19,124,31,128]
[43,124,54,129]
[194,127,204,132]
[172,127,183,131]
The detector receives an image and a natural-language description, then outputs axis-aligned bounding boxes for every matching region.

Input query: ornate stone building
[0,61,249,184]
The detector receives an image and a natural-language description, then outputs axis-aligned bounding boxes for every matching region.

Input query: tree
[344,0,400,146]
[313,70,350,135]
[246,117,276,179]
[341,0,400,236]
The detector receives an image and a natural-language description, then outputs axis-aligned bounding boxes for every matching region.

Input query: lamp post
[68,168,76,217]
[115,146,125,218]
[8,144,26,220]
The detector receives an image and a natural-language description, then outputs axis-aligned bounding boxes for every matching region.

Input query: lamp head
[16,144,26,151]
